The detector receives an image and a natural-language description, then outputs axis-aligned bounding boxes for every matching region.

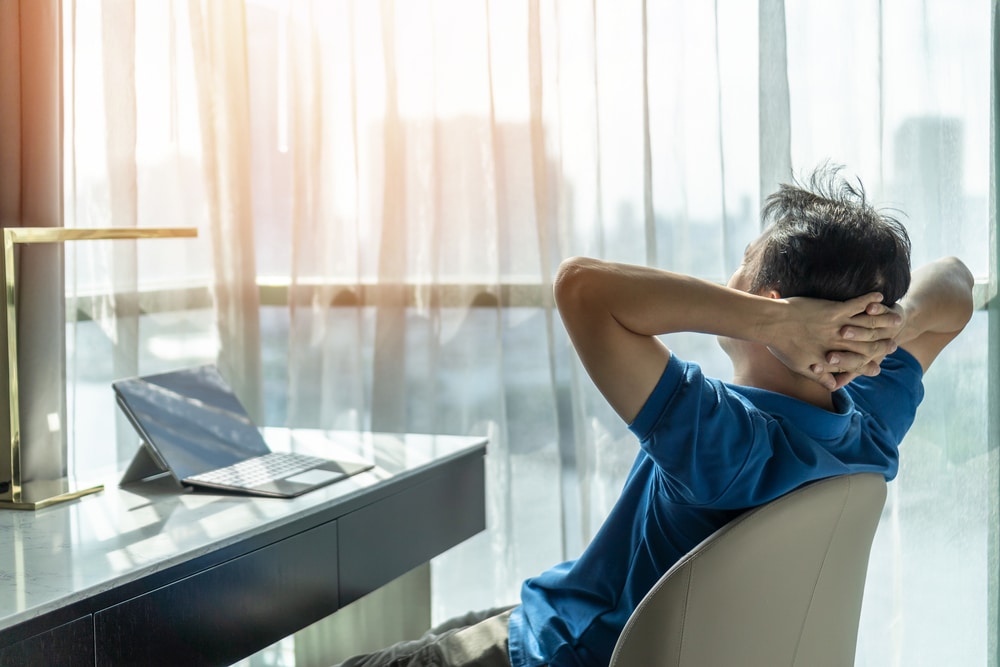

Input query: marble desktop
[0,429,486,632]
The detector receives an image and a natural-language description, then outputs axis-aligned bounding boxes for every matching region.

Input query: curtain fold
[282,0,368,434]
[757,0,792,205]
[187,0,264,421]
[370,0,409,435]
[97,0,141,462]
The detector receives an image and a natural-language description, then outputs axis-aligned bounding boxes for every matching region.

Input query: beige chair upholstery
[610,472,887,667]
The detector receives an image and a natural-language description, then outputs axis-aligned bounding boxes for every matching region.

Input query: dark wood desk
[0,430,487,666]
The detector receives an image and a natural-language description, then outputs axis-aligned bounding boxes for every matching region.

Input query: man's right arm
[894,256,975,372]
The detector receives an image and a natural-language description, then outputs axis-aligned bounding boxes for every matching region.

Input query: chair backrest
[610,472,887,667]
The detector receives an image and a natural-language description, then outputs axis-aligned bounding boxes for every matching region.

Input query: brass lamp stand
[0,227,197,510]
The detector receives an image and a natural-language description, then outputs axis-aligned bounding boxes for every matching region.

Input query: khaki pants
[336,606,515,667]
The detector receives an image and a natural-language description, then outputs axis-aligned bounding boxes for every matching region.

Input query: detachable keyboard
[187,451,328,488]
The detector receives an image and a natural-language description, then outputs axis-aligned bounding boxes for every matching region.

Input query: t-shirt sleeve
[846,347,925,446]
[628,355,765,506]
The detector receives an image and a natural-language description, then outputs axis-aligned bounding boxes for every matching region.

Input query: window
[52,2,996,663]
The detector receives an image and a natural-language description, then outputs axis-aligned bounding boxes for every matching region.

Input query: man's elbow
[941,255,975,288]
[553,256,602,313]
[941,255,975,331]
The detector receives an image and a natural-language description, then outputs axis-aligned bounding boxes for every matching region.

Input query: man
[339,167,974,667]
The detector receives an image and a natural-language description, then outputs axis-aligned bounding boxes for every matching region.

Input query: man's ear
[766,289,782,299]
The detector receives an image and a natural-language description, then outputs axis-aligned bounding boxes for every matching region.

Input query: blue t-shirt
[507,348,924,667]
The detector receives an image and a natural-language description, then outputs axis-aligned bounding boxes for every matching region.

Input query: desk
[0,430,487,666]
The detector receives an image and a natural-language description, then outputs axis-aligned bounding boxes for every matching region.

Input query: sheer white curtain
[63,0,262,470]
[59,0,992,663]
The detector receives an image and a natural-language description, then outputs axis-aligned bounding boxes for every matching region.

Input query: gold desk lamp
[1,227,198,510]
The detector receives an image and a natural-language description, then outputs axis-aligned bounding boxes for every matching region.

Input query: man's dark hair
[751,165,911,306]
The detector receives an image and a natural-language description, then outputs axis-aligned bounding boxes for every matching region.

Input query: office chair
[610,472,887,667]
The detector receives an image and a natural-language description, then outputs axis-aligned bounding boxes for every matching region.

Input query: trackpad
[286,469,342,485]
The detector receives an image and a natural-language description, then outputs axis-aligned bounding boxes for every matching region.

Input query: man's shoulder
[844,348,924,401]
[629,353,778,441]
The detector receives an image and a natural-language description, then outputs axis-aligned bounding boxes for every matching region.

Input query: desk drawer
[0,615,93,667]
[95,519,339,666]
[338,455,486,606]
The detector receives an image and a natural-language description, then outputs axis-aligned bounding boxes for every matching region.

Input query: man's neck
[728,343,836,411]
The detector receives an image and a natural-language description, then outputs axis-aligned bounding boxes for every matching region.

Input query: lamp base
[0,478,104,510]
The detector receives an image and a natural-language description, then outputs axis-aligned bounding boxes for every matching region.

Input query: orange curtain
[0,0,67,482]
